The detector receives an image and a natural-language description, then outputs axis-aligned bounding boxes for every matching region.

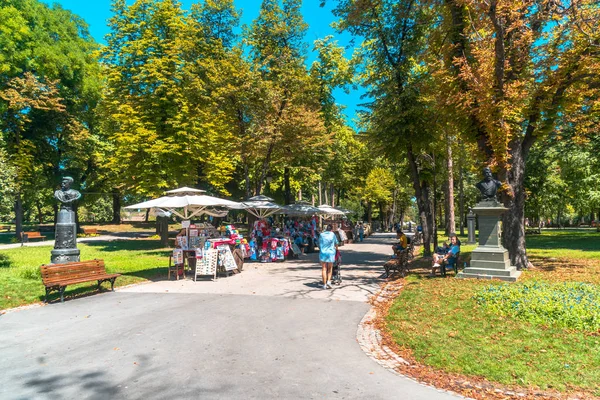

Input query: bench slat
[45,274,121,287]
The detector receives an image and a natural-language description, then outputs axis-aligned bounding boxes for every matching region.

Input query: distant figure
[54,176,81,211]
[408,221,412,232]
[356,222,365,242]
[476,167,502,201]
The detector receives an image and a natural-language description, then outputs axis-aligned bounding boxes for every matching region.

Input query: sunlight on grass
[0,240,171,309]
[387,229,600,395]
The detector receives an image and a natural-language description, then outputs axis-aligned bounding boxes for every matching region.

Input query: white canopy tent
[317,204,347,217]
[125,189,241,220]
[280,201,321,216]
[239,195,282,219]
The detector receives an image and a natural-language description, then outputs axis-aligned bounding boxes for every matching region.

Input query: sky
[41,0,366,125]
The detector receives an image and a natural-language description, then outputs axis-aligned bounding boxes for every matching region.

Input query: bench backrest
[24,231,43,237]
[40,259,106,285]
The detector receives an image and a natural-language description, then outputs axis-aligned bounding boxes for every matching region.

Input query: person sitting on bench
[392,229,408,253]
[431,234,460,276]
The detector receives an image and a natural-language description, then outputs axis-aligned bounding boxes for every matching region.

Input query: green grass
[0,240,171,309]
[386,229,600,395]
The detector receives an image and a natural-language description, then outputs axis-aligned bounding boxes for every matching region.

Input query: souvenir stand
[238,195,294,262]
[317,205,352,244]
[124,187,243,280]
[280,202,321,254]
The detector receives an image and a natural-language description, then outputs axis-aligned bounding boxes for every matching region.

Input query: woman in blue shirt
[431,234,460,276]
[319,224,339,289]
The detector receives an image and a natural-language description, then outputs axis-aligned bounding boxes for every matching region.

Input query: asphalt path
[0,234,459,400]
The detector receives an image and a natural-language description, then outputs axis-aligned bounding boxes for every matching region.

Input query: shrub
[0,253,11,268]
[474,281,600,332]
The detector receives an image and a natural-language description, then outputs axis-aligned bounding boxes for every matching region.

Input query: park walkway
[0,233,459,400]
[0,231,153,250]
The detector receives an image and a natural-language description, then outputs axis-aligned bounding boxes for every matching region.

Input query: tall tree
[246,0,328,198]
[1,0,100,236]
[439,0,600,268]
[331,0,439,255]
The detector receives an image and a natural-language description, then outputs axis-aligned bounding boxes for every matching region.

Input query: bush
[474,281,600,332]
[0,253,11,268]
[17,265,41,280]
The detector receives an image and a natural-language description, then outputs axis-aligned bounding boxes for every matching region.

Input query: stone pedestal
[457,201,521,282]
[51,209,80,264]
[466,209,476,244]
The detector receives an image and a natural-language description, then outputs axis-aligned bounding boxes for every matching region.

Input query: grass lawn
[386,229,600,397]
[0,239,171,310]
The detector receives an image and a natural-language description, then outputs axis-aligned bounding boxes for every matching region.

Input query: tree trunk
[443,179,450,236]
[367,202,372,224]
[284,167,292,205]
[298,188,302,201]
[459,154,465,236]
[244,162,251,199]
[144,208,150,223]
[37,202,43,225]
[501,140,529,270]
[330,184,335,207]
[407,145,433,256]
[390,188,398,230]
[446,135,456,234]
[318,181,322,205]
[112,190,121,224]
[14,194,23,241]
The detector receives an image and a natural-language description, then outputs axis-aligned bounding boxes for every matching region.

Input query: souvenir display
[194,248,218,280]
[217,245,237,271]
[172,249,184,265]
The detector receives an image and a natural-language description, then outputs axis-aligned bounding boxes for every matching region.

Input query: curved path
[0,234,459,400]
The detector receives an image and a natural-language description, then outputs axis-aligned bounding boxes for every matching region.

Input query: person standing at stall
[319,224,339,289]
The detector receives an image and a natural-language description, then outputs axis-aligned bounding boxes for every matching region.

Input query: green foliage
[475,282,600,332]
[0,253,11,268]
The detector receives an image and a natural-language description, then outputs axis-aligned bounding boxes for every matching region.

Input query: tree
[246,0,329,199]
[330,0,440,255]
[1,0,101,236]
[439,0,600,268]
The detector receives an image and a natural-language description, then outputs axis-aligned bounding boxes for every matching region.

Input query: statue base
[457,201,521,282]
[51,208,80,264]
[51,248,81,264]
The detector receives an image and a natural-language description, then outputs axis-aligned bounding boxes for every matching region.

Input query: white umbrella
[165,187,206,195]
[239,198,282,219]
[280,201,320,216]
[247,195,274,202]
[317,204,346,216]
[125,190,241,220]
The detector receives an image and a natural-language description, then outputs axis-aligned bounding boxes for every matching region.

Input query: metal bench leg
[45,287,50,303]
[110,278,116,291]
[59,287,65,303]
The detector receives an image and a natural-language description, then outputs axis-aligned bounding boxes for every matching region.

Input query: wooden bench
[22,231,46,241]
[441,253,461,276]
[82,227,98,235]
[0,225,10,232]
[40,259,120,303]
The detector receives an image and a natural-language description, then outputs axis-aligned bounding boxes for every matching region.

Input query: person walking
[356,222,365,242]
[319,224,339,289]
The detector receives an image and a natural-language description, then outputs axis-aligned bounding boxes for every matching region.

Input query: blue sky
[42,0,365,125]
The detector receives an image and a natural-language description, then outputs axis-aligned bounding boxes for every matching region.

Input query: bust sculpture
[476,167,502,201]
[54,176,81,211]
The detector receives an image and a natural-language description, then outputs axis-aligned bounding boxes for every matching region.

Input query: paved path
[0,234,459,400]
[0,232,154,251]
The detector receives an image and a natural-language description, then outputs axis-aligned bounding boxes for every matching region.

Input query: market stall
[125,187,243,279]
[280,201,321,254]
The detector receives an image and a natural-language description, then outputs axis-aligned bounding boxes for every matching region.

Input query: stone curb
[356,282,470,399]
